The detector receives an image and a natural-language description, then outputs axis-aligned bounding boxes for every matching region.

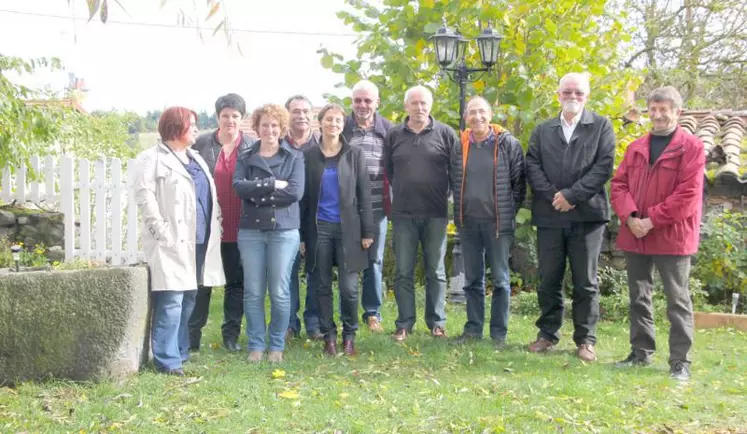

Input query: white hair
[558,72,591,94]
[404,85,433,104]
[352,80,379,98]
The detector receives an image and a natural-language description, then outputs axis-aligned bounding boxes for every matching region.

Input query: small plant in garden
[693,209,747,310]
[0,238,49,268]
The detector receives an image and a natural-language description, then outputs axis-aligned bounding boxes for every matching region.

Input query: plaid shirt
[213,138,242,242]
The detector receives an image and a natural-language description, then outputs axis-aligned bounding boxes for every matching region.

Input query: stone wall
[0,206,65,262]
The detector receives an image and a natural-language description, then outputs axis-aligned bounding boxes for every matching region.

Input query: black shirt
[650,131,674,166]
[463,134,496,221]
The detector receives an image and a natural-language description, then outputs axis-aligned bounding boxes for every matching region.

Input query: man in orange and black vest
[451,96,526,347]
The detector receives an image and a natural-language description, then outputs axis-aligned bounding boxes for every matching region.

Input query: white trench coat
[133,142,226,291]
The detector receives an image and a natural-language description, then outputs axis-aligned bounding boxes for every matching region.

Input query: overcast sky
[0,0,359,114]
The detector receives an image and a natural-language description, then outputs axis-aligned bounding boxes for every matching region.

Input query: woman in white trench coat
[134,106,225,376]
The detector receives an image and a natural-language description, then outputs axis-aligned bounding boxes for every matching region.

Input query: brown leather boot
[577,344,596,362]
[343,338,356,356]
[323,340,337,356]
[528,337,555,353]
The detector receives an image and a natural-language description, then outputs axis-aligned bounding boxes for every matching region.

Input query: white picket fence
[1,155,143,265]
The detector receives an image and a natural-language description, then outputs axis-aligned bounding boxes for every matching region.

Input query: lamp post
[430,20,502,304]
[10,244,21,272]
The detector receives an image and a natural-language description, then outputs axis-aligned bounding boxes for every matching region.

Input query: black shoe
[669,361,690,381]
[158,368,185,377]
[614,352,652,368]
[188,345,200,353]
[453,333,482,345]
[491,337,506,349]
[223,338,241,352]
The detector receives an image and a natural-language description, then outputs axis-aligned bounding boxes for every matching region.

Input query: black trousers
[188,242,244,347]
[535,222,604,345]
[312,221,360,341]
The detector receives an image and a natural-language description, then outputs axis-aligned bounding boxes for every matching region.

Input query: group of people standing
[134,73,704,383]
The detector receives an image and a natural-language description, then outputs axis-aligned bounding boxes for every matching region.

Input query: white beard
[562,101,583,115]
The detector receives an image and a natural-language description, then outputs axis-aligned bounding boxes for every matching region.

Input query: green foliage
[0,55,64,175]
[57,110,139,161]
[321,0,646,149]
[1,55,140,175]
[693,209,747,309]
[0,238,48,268]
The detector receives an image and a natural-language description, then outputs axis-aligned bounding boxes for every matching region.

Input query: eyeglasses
[354,98,374,104]
[561,90,586,97]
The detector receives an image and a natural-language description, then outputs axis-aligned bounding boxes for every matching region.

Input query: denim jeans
[150,242,206,371]
[460,220,514,340]
[536,223,604,345]
[392,216,447,331]
[288,252,320,335]
[238,228,299,352]
[312,221,360,340]
[361,216,388,321]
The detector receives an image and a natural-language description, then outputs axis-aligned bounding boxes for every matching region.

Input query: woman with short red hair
[134,106,225,376]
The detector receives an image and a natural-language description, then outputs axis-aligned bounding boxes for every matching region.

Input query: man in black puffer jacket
[451,96,526,347]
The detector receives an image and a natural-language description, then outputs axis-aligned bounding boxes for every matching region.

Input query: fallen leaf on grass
[278,390,300,400]
[271,369,286,379]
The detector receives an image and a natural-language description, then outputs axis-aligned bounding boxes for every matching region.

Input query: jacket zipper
[633,144,684,252]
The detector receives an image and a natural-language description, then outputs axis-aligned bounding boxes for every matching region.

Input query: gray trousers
[625,252,694,365]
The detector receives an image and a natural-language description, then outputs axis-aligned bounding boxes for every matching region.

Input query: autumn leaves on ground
[0,289,745,433]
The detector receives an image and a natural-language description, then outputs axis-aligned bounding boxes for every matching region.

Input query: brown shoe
[577,344,596,362]
[393,328,408,342]
[528,337,555,353]
[431,326,447,338]
[366,317,384,333]
[247,351,263,363]
[267,351,283,363]
[323,340,337,356]
[343,339,356,356]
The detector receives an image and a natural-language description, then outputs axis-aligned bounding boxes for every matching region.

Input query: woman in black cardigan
[300,103,374,356]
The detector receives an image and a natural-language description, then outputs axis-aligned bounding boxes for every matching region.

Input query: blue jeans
[288,252,320,334]
[238,229,299,352]
[392,216,447,331]
[460,220,514,340]
[361,216,388,321]
[150,242,206,371]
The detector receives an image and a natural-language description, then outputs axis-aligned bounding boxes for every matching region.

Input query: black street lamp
[430,20,502,130]
[430,20,502,304]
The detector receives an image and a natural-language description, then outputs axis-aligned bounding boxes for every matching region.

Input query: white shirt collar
[560,111,582,128]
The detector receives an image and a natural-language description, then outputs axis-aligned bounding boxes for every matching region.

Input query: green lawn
[1,289,745,433]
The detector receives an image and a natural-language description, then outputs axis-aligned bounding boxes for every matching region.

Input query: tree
[0,56,65,175]
[621,0,747,108]
[319,0,645,153]
[74,0,236,45]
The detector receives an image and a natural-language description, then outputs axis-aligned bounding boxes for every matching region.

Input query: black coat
[192,130,254,174]
[525,109,615,228]
[300,139,375,272]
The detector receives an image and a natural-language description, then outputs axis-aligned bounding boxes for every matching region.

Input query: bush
[693,209,747,309]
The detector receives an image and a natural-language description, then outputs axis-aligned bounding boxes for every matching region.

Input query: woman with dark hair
[233,103,304,363]
[134,106,225,376]
[189,93,253,353]
[300,103,374,356]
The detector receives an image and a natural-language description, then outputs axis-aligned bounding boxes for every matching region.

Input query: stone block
[0,211,16,228]
[0,266,150,384]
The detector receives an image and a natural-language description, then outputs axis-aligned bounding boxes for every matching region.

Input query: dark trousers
[392,217,448,331]
[188,242,244,347]
[535,223,604,345]
[461,220,514,340]
[313,221,360,341]
[625,252,694,365]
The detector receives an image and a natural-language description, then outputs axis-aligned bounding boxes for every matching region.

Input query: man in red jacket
[610,86,706,381]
